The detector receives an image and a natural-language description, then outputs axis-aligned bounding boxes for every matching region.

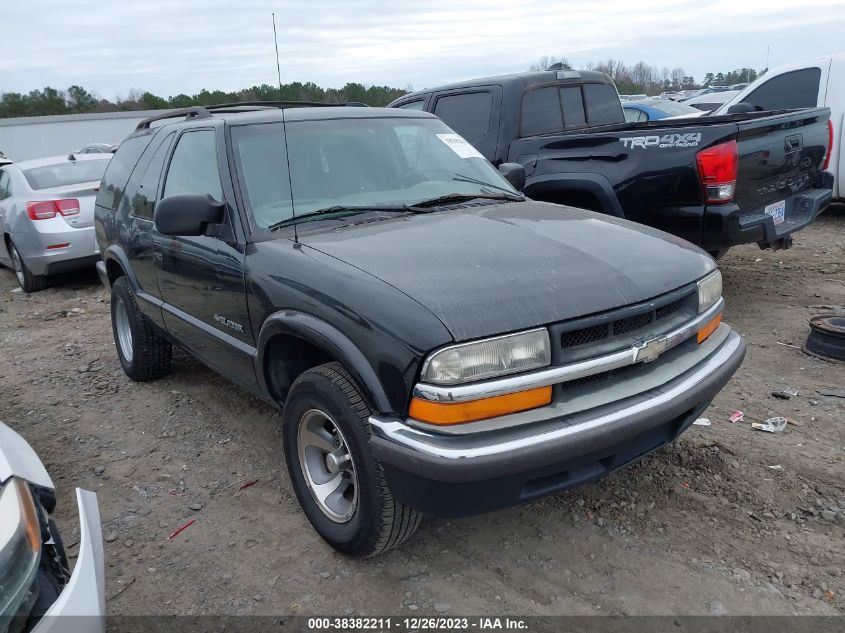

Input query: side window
[521,87,563,137]
[583,84,624,126]
[397,100,425,110]
[95,135,153,211]
[131,133,175,219]
[230,123,292,229]
[743,68,821,111]
[163,130,223,200]
[0,170,10,200]
[560,86,587,128]
[433,92,493,143]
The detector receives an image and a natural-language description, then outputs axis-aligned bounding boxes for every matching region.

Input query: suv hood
[300,201,714,341]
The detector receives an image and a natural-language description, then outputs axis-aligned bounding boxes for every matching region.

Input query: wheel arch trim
[256,310,392,413]
[525,172,625,217]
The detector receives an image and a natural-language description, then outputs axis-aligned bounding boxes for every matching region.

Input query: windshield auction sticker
[436,133,485,159]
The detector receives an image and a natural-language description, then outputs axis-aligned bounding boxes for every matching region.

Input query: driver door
[154,126,258,391]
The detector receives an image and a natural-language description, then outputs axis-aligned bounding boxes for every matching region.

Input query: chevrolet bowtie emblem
[633,336,669,363]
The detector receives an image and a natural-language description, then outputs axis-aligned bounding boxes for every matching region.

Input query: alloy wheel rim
[10,245,24,287]
[114,297,134,363]
[297,409,358,523]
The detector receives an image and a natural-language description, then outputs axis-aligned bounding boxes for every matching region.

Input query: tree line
[0,58,765,118]
[0,82,409,119]
[530,56,763,95]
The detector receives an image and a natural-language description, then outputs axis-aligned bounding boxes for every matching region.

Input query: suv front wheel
[111,276,172,381]
[282,362,421,557]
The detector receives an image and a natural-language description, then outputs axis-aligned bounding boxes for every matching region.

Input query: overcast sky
[3,0,845,99]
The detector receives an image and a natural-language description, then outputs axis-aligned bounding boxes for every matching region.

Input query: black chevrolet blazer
[94,103,746,557]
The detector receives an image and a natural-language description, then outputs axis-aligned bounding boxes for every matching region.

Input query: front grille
[613,311,653,335]
[561,323,609,348]
[559,296,687,351]
[656,297,684,321]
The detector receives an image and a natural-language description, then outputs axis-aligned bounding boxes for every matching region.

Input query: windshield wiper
[452,173,525,197]
[410,191,524,209]
[267,205,417,231]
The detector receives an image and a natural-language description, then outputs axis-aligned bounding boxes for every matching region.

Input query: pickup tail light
[696,140,738,204]
[823,120,833,171]
[26,199,80,221]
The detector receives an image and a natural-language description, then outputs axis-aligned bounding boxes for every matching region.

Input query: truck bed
[509,107,832,250]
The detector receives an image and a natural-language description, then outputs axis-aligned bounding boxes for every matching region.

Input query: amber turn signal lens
[697,313,722,344]
[15,479,42,553]
[409,386,553,426]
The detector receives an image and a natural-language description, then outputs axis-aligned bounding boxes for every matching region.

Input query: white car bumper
[31,489,105,633]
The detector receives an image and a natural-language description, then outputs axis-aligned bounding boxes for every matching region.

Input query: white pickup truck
[715,53,844,202]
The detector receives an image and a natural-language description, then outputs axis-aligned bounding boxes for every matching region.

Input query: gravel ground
[1,208,843,616]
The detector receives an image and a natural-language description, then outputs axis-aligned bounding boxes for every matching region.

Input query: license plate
[764,200,785,225]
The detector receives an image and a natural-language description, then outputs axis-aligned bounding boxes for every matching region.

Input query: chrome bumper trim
[371,328,742,460]
[413,297,724,403]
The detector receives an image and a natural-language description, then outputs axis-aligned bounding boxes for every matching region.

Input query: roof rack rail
[134,100,370,131]
[135,106,210,130]
[203,100,369,110]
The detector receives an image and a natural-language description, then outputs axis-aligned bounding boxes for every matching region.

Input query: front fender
[256,310,393,414]
[0,421,53,489]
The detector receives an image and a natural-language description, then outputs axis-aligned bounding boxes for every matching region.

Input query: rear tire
[9,241,47,293]
[111,276,172,381]
[282,362,421,557]
[707,248,730,261]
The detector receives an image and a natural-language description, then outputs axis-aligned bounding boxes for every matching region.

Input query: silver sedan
[0,154,111,292]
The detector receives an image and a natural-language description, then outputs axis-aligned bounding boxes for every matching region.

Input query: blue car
[623,99,702,122]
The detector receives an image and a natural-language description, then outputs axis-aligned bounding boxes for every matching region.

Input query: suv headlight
[421,328,551,385]
[697,270,722,313]
[0,479,42,623]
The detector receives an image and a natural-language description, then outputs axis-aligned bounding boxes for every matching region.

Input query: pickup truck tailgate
[730,107,832,242]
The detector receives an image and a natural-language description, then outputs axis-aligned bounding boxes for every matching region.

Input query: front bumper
[31,489,105,633]
[701,182,832,251]
[369,329,745,517]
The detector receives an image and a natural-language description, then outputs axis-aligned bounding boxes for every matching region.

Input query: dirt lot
[1,208,844,617]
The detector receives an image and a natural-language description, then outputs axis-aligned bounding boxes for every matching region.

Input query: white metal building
[0,110,169,161]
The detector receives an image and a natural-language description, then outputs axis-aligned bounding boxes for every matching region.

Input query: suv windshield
[230,117,518,229]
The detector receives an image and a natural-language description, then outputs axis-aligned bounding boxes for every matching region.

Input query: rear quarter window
[95,135,153,211]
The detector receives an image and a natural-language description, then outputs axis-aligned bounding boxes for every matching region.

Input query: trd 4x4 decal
[621,133,702,149]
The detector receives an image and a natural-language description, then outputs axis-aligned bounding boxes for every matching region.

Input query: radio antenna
[272,13,299,242]
[272,12,283,104]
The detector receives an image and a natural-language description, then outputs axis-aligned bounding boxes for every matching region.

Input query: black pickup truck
[389,70,834,256]
[95,103,745,557]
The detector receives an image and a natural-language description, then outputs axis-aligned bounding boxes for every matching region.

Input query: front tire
[9,241,47,293]
[111,276,172,381]
[282,362,421,557]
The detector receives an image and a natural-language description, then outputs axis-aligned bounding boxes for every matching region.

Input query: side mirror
[154,194,224,236]
[498,162,526,192]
